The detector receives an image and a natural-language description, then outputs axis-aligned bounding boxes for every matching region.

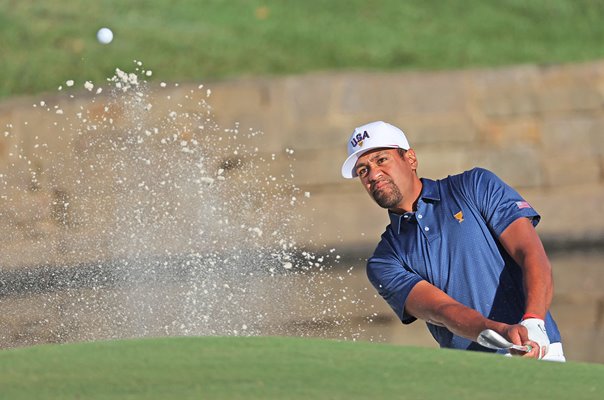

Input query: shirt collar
[419,177,440,202]
[388,178,440,234]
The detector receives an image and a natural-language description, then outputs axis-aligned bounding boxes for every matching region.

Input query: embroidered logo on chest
[453,211,464,223]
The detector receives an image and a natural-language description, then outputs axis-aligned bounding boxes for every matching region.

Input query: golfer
[342,121,565,361]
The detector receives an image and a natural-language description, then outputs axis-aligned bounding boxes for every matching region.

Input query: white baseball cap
[341,121,410,178]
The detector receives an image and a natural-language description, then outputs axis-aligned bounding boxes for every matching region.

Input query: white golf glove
[520,318,549,359]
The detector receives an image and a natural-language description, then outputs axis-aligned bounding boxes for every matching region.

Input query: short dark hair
[397,148,407,158]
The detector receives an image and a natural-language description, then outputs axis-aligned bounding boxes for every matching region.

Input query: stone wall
[2,61,603,268]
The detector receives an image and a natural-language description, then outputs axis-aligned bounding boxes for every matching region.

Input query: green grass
[2,0,604,99]
[0,336,602,399]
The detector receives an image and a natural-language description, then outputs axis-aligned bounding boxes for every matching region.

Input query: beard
[371,179,403,209]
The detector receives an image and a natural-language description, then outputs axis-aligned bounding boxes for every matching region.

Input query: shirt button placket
[417,213,428,237]
[417,201,432,239]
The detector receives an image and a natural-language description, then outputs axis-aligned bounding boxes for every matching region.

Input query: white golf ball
[96,27,113,44]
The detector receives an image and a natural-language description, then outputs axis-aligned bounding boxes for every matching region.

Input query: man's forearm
[406,280,537,356]
[499,218,553,320]
[406,281,506,342]
[425,300,507,341]
[520,251,553,319]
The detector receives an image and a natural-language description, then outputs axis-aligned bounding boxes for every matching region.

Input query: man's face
[354,148,419,211]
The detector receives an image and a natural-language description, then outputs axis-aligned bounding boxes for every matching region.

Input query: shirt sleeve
[367,243,424,324]
[465,168,540,237]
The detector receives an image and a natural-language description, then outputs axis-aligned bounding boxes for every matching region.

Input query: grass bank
[0,336,602,399]
[1,0,604,99]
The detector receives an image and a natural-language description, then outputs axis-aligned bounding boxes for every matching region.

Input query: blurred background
[1,0,603,362]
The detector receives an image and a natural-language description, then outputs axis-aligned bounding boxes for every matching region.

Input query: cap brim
[341,151,362,179]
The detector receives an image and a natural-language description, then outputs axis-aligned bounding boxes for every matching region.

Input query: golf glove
[520,318,549,359]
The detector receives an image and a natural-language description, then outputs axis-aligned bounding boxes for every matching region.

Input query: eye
[376,157,387,165]
[357,167,367,177]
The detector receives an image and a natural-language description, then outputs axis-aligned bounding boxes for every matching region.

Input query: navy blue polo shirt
[367,167,561,351]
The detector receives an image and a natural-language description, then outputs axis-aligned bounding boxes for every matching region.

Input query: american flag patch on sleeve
[516,201,531,209]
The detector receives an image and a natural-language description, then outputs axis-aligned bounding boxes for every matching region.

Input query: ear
[406,148,418,171]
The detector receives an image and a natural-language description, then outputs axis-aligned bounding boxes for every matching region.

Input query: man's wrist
[521,312,544,321]
[482,319,508,335]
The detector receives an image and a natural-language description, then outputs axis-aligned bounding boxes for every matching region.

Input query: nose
[367,166,382,182]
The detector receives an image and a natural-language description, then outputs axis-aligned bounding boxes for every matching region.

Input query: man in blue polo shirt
[341,120,565,361]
